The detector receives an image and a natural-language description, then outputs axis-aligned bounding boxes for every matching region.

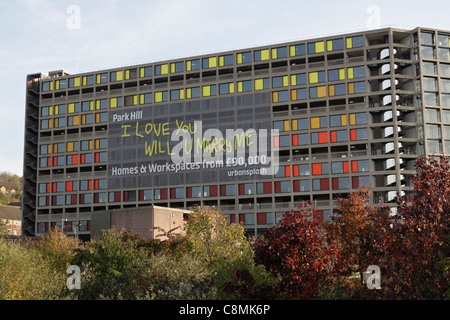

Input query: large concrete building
[23,27,450,239]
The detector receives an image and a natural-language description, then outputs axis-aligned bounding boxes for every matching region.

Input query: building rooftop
[0,205,22,221]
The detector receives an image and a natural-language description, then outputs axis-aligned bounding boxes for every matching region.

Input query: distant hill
[0,172,23,204]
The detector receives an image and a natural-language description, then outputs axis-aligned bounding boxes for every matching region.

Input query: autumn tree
[326,188,391,296]
[226,203,340,299]
[383,156,450,299]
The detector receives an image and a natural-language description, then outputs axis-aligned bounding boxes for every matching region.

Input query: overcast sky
[1,0,449,176]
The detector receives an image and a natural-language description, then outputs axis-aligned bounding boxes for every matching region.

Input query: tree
[383,156,450,299]
[233,202,340,299]
[326,188,391,297]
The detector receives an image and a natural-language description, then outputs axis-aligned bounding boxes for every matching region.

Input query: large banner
[107,92,278,189]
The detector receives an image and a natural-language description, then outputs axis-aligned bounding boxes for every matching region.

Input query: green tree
[0,238,66,300]
[185,206,261,298]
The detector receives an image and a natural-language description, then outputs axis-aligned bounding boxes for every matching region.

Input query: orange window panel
[330,131,337,143]
[312,163,322,175]
[272,91,279,103]
[350,129,357,141]
[285,165,291,177]
[291,89,297,101]
[348,83,355,94]
[317,86,327,98]
[318,132,328,144]
[343,161,349,173]
[292,134,298,146]
[273,136,280,148]
[351,160,358,173]
[329,85,335,97]
[293,165,299,177]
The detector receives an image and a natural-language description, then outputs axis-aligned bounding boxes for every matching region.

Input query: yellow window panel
[346,38,353,49]
[349,114,356,125]
[66,142,74,152]
[261,49,270,61]
[289,46,296,57]
[95,113,100,123]
[82,76,87,86]
[179,89,185,100]
[219,56,225,67]
[89,140,93,150]
[271,48,277,59]
[125,70,130,80]
[291,119,298,131]
[161,64,169,75]
[283,120,290,132]
[186,61,192,71]
[317,86,327,98]
[110,98,118,108]
[68,104,75,114]
[229,83,235,94]
[283,76,289,87]
[133,95,138,105]
[53,144,58,154]
[290,75,297,86]
[309,72,319,84]
[155,92,163,102]
[54,105,59,115]
[339,69,346,80]
[186,88,192,99]
[347,68,354,79]
[202,86,211,97]
[116,71,123,81]
[47,144,52,154]
[89,101,94,111]
[73,116,80,126]
[139,68,145,78]
[255,79,264,91]
[327,40,333,52]
[341,114,348,126]
[81,115,86,125]
[290,89,297,101]
[237,82,243,93]
[237,53,243,64]
[96,74,101,84]
[310,117,320,129]
[348,83,355,94]
[209,57,217,68]
[170,63,176,74]
[95,139,100,150]
[73,77,80,87]
[329,85,335,97]
[55,81,60,90]
[272,91,279,103]
[54,118,59,128]
[315,41,325,53]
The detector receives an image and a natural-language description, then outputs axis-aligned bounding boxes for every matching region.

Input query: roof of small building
[0,205,22,220]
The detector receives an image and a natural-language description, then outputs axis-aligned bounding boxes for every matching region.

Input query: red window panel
[80,154,86,164]
[293,180,300,192]
[72,155,79,165]
[51,196,56,206]
[257,213,267,225]
[230,214,236,224]
[239,214,245,224]
[220,185,226,196]
[87,220,91,231]
[71,194,78,205]
[46,183,51,193]
[94,152,100,163]
[318,131,328,144]
[52,182,57,193]
[351,160,358,173]
[350,129,357,141]
[264,182,272,194]
[210,185,218,197]
[343,161,349,173]
[47,157,51,167]
[292,134,298,146]
[332,178,339,190]
[274,181,281,193]
[123,191,129,202]
[53,157,58,167]
[160,189,168,200]
[114,191,122,202]
[65,221,72,232]
[45,222,49,232]
[66,181,73,192]
[170,188,176,199]
[273,136,280,148]
[51,222,56,230]
[312,163,322,175]
[320,178,330,190]
[94,193,99,203]
[79,194,85,204]
[330,131,337,143]
[285,165,291,177]
[238,184,245,195]
[352,177,359,189]
[293,165,299,177]
[88,180,93,190]
[94,180,99,190]
[186,187,192,198]
[314,210,324,222]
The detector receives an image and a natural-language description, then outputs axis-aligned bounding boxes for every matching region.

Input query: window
[309,86,327,98]
[254,49,270,61]
[219,54,234,66]
[254,78,270,90]
[291,88,307,101]
[237,52,252,64]
[299,164,310,176]
[274,181,291,193]
[96,73,108,84]
[330,114,347,127]
[95,99,107,110]
[237,80,252,92]
[328,68,346,82]
[170,89,185,101]
[292,118,308,131]
[186,59,200,71]
[110,71,123,82]
[441,79,450,93]
[139,93,153,105]
[170,188,184,199]
[421,32,434,46]
[326,38,344,51]
[292,133,309,146]
[170,61,184,73]
[332,177,350,190]
[293,180,310,192]
[109,97,123,108]
[272,76,289,88]
[140,66,153,77]
[272,90,289,103]
[257,182,272,194]
[202,57,217,69]
[352,160,370,172]
[289,44,306,57]
[221,184,235,196]
[273,120,290,132]
[331,161,349,174]
[272,47,287,59]
[312,179,330,191]
[290,73,307,86]
[440,63,450,77]
[330,130,348,143]
[187,87,200,99]
[155,64,169,75]
[310,116,327,129]
[311,131,328,144]
[239,183,254,195]
[422,62,437,74]
[308,41,325,54]
[68,77,81,88]
[202,85,217,97]
[308,71,326,84]
[139,190,152,201]
[312,162,329,175]
[426,108,441,122]
[154,91,168,102]
[346,35,364,48]
[42,81,52,92]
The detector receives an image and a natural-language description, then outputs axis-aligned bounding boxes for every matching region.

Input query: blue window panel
[298,134,309,145]
[352,36,364,48]
[272,77,284,88]
[298,118,308,130]
[354,81,366,93]
[355,112,367,124]
[191,59,200,70]
[336,130,348,142]
[354,66,365,78]
[309,87,317,99]
[241,52,252,63]
[328,69,340,82]
[219,83,229,95]
[279,135,290,147]
[299,164,310,176]
[332,39,344,50]
[356,128,368,140]
[278,90,289,102]
[308,43,316,54]
[318,71,326,83]
[293,44,306,56]
[335,84,346,96]
[223,54,233,66]
[299,180,310,192]
[276,47,287,58]
[273,121,284,131]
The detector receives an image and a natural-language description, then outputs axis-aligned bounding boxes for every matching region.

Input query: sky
[1,0,449,176]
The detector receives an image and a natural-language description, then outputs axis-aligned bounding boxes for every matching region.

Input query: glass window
[42,82,51,92]
[443,110,450,122]
[354,81,366,93]
[422,46,435,59]
[355,112,367,124]
[427,124,441,139]
[426,108,440,122]
[299,164,310,176]
[239,52,252,64]
[299,180,310,192]
[441,79,450,93]
[140,66,152,77]
[425,92,439,106]
[272,46,287,59]
[290,44,305,56]
[356,128,368,140]
[421,32,434,46]
[291,73,307,86]
[422,62,437,74]
[440,63,450,76]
